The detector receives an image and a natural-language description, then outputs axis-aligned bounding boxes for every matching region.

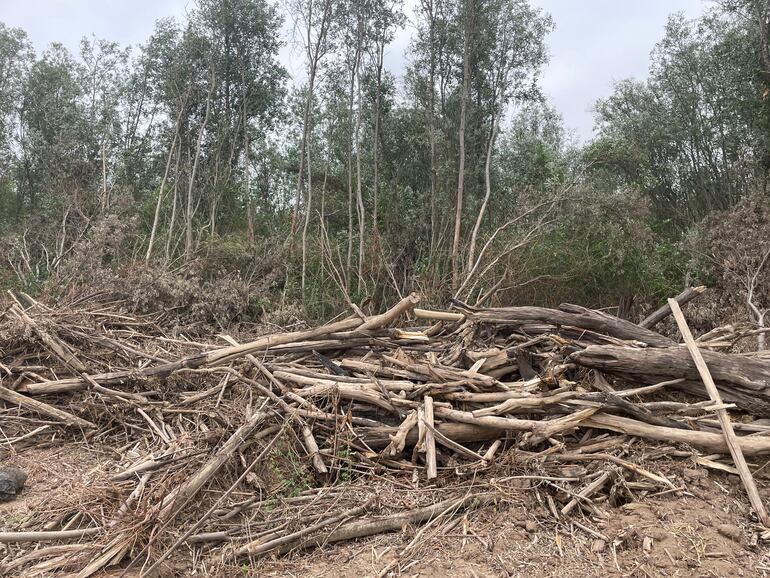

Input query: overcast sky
[1,0,707,141]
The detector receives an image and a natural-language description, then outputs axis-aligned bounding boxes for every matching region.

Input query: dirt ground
[3,442,770,578]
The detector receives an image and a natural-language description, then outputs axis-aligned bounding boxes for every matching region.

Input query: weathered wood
[237,499,374,557]
[361,422,504,450]
[0,384,95,429]
[0,528,102,543]
[584,412,770,455]
[639,286,706,329]
[18,293,421,395]
[423,396,438,479]
[454,301,673,347]
[159,411,269,520]
[10,304,88,373]
[668,298,768,526]
[571,345,770,396]
[280,494,495,554]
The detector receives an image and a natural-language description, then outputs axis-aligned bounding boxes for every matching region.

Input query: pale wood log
[0,384,95,429]
[414,309,465,322]
[301,425,328,475]
[454,301,673,347]
[584,412,770,456]
[639,286,706,328]
[0,528,102,543]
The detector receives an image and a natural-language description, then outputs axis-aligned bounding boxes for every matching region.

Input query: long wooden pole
[669,298,768,526]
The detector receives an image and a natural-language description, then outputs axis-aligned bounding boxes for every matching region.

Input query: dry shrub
[687,191,770,332]
[47,229,286,328]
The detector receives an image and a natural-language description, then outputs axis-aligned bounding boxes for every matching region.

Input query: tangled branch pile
[1,288,770,575]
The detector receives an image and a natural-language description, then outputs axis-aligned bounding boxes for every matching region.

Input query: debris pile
[1,287,769,575]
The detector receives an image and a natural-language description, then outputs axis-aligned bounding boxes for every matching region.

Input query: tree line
[1,0,769,323]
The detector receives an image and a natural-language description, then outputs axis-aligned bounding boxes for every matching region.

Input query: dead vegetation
[1,288,770,576]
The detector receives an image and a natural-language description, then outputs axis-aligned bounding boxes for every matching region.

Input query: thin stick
[668,298,769,526]
[0,528,102,543]
[236,498,375,557]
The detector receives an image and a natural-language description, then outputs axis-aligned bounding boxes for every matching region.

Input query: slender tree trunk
[372,40,384,234]
[292,71,315,243]
[758,0,770,78]
[452,0,473,289]
[185,77,214,261]
[319,117,334,232]
[245,114,254,244]
[146,119,180,263]
[165,141,182,264]
[467,111,497,272]
[101,139,108,212]
[346,36,363,287]
[355,49,366,292]
[291,0,332,245]
[301,110,314,293]
[425,1,438,256]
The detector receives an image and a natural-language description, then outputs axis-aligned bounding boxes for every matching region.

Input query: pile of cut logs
[1,287,769,575]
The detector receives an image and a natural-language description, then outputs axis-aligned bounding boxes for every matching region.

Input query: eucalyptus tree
[369,0,404,234]
[287,0,339,291]
[0,23,33,219]
[20,44,87,214]
[78,37,129,213]
[465,0,551,273]
[452,0,475,289]
[593,12,764,227]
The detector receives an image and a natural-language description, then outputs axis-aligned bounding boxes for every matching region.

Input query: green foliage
[508,189,685,313]
[592,11,769,228]
[1,0,768,324]
[269,447,314,497]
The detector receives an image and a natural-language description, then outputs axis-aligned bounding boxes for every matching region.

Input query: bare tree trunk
[292,0,333,249]
[165,141,182,264]
[346,32,363,288]
[301,112,314,293]
[291,74,314,243]
[355,51,366,292]
[372,40,384,234]
[467,112,497,272]
[244,88,254,244]
[320,122,332,228]
[757,0,770,78]
[452,0,473,290]
[101,139,108,213]
[423,0,438,256]
[346,69,356,286]
[145,121,180,263]
[185,77,214,261]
